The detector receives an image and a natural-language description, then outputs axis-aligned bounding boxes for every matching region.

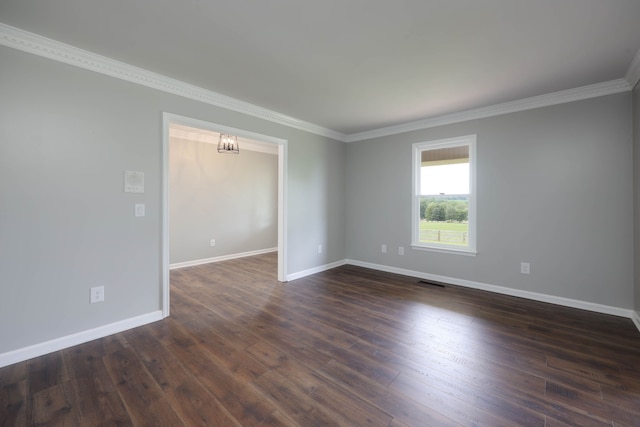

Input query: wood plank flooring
[2,252,640,426]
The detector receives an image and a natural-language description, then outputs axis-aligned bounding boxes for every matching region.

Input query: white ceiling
[1,0,640,135]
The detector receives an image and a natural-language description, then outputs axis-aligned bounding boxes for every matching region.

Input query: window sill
[410,244,477,256]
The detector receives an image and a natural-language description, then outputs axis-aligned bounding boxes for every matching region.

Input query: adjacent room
[1,1,640,425]
[168,124,280,271]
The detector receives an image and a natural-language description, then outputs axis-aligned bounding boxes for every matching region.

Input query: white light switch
[135,203,145,217]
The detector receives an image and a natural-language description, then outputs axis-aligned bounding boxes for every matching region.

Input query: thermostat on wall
[124,171,144,193]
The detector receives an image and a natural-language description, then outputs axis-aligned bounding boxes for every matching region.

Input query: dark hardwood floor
[2,252,640,426]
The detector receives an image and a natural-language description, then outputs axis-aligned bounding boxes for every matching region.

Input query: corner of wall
[634,82,640,319]
[633,310,640,334]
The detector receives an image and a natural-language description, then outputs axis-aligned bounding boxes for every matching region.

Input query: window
[412,135,476,254]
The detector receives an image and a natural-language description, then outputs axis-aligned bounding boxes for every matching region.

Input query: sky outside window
[421,163,469,195]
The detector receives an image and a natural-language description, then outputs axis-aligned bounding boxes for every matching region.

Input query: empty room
[1,1,640,426]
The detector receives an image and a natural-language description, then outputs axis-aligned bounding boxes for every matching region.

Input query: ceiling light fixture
[218,133,239,154]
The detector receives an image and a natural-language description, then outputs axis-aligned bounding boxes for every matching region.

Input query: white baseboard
[346,259,636,320]
[170,247,277,270]
[632,311,640,334]
[287,259,348,281]
[4,261,636,369]
[0,310,163,368]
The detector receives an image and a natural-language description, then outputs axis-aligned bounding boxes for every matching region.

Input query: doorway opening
[162,113,288,317]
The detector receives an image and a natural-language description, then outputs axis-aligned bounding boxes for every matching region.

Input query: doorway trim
[162,112,288,317]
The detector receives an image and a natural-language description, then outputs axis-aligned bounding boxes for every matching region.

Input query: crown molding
[625,47,640,89]
[1,23,634,144]
[345,79,632,142]
[0,23,346,142]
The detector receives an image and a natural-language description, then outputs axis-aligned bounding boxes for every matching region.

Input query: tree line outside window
[420,197,468,222]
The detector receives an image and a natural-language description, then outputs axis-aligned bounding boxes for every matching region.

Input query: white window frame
[411,135,477,255]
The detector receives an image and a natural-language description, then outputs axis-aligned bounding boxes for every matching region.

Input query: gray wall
[169,137,277,264]
[634,82,640,314]
[0,46,346,354]
[346,93,634,309]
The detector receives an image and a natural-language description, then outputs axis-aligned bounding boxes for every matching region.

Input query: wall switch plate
[398,246,405,256]
[210,239,216,247]
[90,286,105,304]
[520,262,531,275]
[381,244,387,253]
[318,244,322,254]
[134,203,145,217]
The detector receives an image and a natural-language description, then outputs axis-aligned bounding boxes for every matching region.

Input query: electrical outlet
[381,244,387,253]
[520,262,531,275]
[210,239,216,247]
[90,286,105,304]
[398,246,404,256]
